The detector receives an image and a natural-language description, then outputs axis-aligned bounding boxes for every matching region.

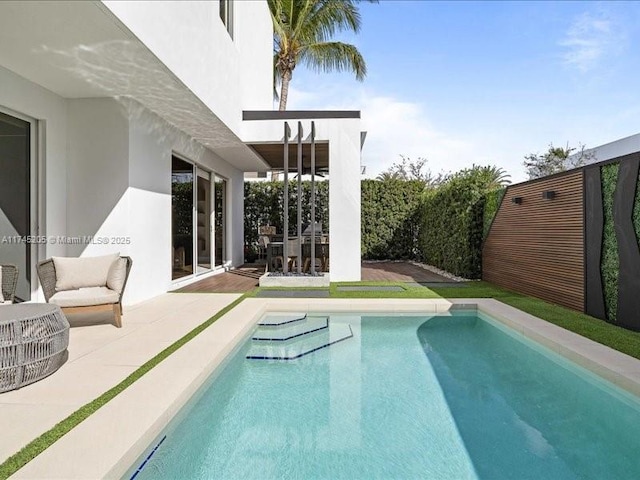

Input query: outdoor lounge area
[3,0,640,478]
[0,292,242,467]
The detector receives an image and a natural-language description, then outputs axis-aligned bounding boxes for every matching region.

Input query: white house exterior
[578,133,640,164]
[0,1,362,305]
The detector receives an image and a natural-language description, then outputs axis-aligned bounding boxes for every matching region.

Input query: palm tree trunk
[279,70,292,111]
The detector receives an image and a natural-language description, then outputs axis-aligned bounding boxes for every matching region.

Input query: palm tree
[376,171,401,181]
[477,165,511,189]
[269,0,370,110]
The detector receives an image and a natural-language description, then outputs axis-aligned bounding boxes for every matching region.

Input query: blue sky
[283,1,640,182]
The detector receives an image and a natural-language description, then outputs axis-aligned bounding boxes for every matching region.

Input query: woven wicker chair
[1,264,18,304]
[37,256,132,328]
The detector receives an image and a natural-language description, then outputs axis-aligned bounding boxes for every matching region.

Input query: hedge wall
[601,163,619,322]
[361,180,425,259]
[244,180,329,246]
[245,176,503,277]
[417,174,492,279]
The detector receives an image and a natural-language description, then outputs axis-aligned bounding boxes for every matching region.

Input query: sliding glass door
[171,157,194,280]
[196,169,212,274]
[214,175,227,267]
[171,156,225,281]
[0,110,32,301]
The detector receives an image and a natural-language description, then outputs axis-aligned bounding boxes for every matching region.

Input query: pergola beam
[296,121,303,274]
[282,122,290,273]
[310,121,316,275]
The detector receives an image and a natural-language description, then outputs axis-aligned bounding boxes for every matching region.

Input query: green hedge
[417,170,499,279]
[246,175,503,276]
[361,180,425,259]
[483,188,506,240]
[244,181,329,246]
[601,163,619,322]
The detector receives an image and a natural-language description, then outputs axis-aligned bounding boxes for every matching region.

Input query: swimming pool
[128,310,640,479]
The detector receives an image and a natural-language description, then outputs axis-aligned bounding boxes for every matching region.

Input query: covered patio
[242,111,363,284]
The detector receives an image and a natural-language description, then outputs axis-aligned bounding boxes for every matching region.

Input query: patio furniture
[0,303,70,392]
[302,242,329,272]
[258,225,276,237]
[1,264,18,304]
[257,235,270,260]
[37,254,132,328]
[267,241,283,272]
[266,238,304,272]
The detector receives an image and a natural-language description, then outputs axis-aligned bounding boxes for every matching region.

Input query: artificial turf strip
[0,295,248,480]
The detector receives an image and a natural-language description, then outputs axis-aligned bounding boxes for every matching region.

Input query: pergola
[243,110,363,284]
[251,120,323,275]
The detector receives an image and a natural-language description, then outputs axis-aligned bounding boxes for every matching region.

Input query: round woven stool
[0,304,70,393]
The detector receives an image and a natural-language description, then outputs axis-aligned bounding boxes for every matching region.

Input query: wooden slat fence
[483,170,585,311]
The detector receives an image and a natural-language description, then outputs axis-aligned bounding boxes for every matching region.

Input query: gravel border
[362,259,472,282]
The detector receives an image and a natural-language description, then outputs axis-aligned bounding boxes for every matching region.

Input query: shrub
[244,180,329,245]
[361,180,425,259]
[417,167,500,278]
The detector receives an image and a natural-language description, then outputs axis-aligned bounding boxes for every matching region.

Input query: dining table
[266,238,329,272]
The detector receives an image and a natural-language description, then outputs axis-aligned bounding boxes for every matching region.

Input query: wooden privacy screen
[483,170,585,311]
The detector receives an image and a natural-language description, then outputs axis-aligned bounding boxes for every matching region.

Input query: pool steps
[252,316,329,341]
[257,312,307,326]
[246,314,353,360]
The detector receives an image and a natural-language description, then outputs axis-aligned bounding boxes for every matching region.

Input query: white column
[328,119,361,281]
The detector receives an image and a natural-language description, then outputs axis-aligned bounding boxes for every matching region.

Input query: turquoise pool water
[130,311,640,479]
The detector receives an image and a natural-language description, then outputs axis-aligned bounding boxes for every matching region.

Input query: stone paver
[361,261,453,283]
[0,293,240,462]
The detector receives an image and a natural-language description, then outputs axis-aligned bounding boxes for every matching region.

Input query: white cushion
[53,254,119,291]
[0,266,4,303]
[49,286,120,308]
[107,257,127,293]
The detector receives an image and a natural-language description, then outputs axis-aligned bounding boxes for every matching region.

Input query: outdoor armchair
[0,264,18,304]
[37,254,132,327]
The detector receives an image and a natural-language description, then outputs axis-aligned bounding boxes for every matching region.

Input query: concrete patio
[0,293,240,463]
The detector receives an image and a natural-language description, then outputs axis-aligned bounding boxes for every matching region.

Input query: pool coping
[12,298,640,479]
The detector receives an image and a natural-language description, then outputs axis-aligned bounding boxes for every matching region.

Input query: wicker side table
[0,304,70,393]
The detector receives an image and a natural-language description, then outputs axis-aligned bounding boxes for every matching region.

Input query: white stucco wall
[1,70,245,304]
[325,119,362,281]
[0,66,68,257]
[102,0,273,134]
[580,133,640,164]
[0,1,271,302]
[66,98,245,303]
[0,66,70,301]
[66,98,130,260]
[126,100,244,302]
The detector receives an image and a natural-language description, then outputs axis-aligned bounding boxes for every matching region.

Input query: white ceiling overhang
[0,1,269,172]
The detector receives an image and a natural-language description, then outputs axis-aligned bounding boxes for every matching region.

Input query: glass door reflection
[171,156,194,280]
[0,111,31,301]
[196,169,212,274]
[214,175,226,267]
